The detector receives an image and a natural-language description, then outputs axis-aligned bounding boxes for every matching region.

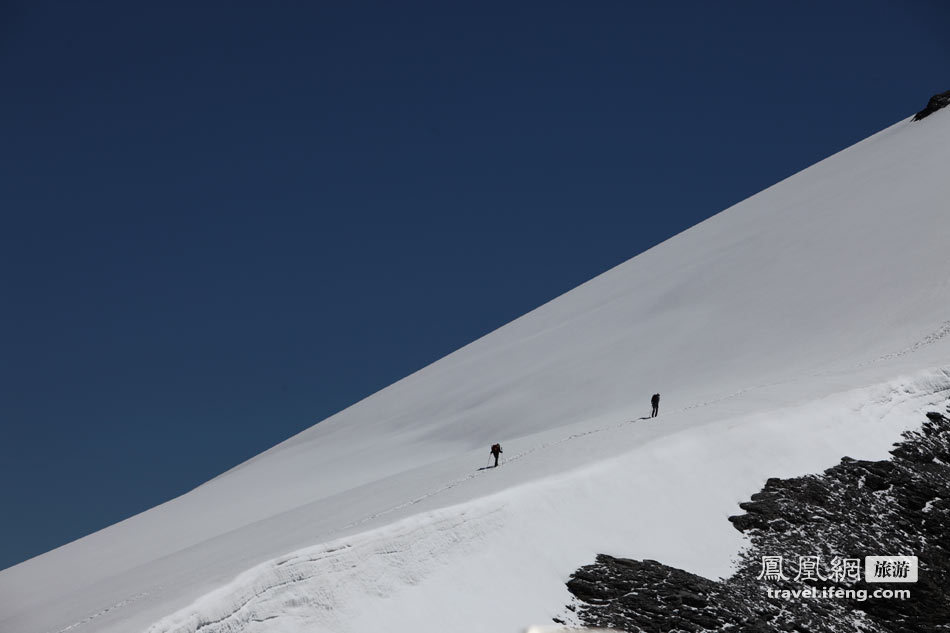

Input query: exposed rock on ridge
[913,90,950,121]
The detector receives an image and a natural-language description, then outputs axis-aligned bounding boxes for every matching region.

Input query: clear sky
[1,0,947,571]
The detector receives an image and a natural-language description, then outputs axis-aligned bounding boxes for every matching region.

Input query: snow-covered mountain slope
[3,107,950,633]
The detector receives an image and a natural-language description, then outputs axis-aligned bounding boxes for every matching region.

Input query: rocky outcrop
[565,411,950,632]
[913,91,950,121]
[567,556,784,633]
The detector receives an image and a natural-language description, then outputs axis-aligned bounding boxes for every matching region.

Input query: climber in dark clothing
[651,393,660,418]
[490,443,503,467]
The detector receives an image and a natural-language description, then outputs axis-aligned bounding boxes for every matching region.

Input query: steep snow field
[3,108,950,633]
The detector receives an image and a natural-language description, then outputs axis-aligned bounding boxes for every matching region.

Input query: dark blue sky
[1,0,947,570]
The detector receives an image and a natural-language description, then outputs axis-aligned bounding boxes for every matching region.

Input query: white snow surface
[3,108,950,633]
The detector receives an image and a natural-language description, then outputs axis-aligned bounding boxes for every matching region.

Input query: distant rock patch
[913,90,950,121]
[564,410,950,632]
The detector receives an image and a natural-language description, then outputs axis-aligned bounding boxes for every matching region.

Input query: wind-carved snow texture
[565,410,950,632]
[144,506,505,633]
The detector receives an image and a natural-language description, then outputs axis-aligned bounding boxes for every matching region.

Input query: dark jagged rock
[565,411,950,632]
[913,90,950,121]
